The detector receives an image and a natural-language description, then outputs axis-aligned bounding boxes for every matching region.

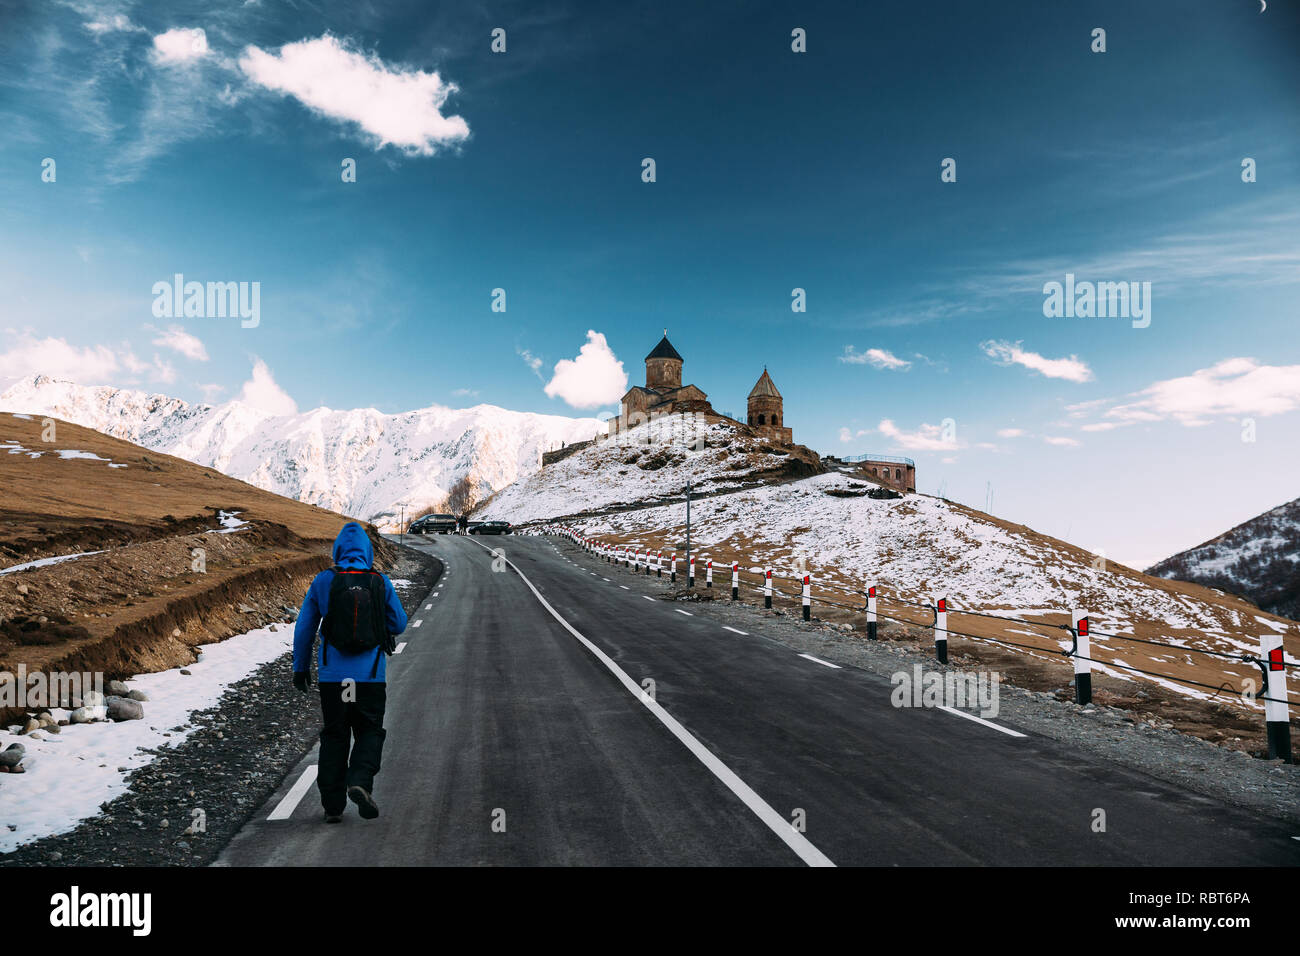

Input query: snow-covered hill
[566,470,1300,707]
[0,375,603,528]
[1148,496,1300,622]
[476,414,822,523]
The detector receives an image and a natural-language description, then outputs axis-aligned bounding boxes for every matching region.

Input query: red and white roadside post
[1072,609,1092,706]
[671,554,678,583]
[764,569,773,609]
[1261,633,1292,762]
[706,560,713,589]
[645,550,652,576]
[731,562,739,600]
[688,556,696,588]
[934,597,948,664]
[801,574,811,621]
[656,551,663,577]
[866,585,878,640]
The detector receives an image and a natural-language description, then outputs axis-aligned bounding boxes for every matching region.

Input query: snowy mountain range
[0,375,605,528]
[1148,496,1300,622]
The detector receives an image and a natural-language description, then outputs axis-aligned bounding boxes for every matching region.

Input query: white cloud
[152,28,210,65]
[544,331,628,409]
[238,357,297,416]
[197,383,225,403]
[517,347,543,379]
[86,14,140,35]
[839,345,911,370]
[148,324,209,362]
[120,350,176,384]
[1044,436,1081,447]
[0,334,173,387]
[996,428,1026,438]
[451,387,480,398]
[1102,357,1300,427]
[981,340,1093,383]
[878,419,959,452]
[0,334,121,385]
[838,427,853,443]
[238,35,470,156]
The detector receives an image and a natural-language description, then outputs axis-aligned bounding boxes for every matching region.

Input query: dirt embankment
[0,413,394,724]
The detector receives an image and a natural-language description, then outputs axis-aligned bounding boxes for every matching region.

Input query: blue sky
[2,0,1299,569]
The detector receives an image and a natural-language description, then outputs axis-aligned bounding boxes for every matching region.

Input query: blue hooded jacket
[293,523,408,683]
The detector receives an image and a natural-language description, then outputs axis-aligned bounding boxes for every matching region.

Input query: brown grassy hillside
[0,413,394,718]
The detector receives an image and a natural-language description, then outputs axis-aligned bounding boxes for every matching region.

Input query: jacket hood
[332,522,374,568]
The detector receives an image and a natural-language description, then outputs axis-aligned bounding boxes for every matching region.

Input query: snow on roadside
[0,551,107,576]
[0,621,293,852]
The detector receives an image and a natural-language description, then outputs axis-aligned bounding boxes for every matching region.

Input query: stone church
[605,333,793,444]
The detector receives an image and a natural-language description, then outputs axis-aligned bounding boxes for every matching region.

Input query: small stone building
[607,333,713,435]
[604,333,794,445]
[746,369,792,443]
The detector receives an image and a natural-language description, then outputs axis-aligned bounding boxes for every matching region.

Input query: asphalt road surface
[217,533,1299,866]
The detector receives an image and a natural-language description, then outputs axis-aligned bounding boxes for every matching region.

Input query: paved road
[218,533,1299,866]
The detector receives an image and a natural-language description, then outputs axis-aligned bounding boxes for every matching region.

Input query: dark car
[470,520,511,535]
[414,513,458,534]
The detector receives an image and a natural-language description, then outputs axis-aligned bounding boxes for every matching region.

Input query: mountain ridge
[0,374,605,527]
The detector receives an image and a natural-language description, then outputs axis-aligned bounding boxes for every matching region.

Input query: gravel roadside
[0,542,441,867]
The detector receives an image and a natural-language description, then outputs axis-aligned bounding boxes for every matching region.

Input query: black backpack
[321,567,391,675]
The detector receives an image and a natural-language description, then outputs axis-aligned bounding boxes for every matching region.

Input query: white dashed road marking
[394,642,408,654]
[268,764,318,821]
[412,620,423,628]
[798,653,841,669]
[937,705,1026,738]
[723,626,749,635]
[675,609,693,617]
[468,537,835,868]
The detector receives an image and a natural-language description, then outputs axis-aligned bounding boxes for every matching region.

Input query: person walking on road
[292,522,408,823]
[457,513,469,535]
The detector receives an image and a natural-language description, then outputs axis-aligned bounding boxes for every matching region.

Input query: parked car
[470,520,512,535]
[415,513,458,534]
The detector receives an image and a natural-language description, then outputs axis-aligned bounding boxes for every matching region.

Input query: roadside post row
[537,523,1294,763]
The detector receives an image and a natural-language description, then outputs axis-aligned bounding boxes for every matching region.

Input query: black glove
[293,671,311,693]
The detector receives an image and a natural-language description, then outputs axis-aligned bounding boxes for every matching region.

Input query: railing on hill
[839,453,916,467]
[534,524,1298,761]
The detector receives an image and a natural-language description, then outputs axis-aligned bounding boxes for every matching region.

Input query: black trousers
[317,681,387,814]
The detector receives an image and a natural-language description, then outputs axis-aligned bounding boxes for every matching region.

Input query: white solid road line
[798,653,841,669]
[394,642,408,654]
[937,705,1027,738]
[675,609,693,616]
[267,764,318,821]
[471,538,836,868]
[723,626,749,635]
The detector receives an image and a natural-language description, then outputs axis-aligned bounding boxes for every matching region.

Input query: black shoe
[324,812,342,824]
[348,785,379,819]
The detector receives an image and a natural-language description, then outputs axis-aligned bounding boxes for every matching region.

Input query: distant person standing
[457,514,469,535]
[292,522,407,823]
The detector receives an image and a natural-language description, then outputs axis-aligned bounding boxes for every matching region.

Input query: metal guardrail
[839,453,916,467]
